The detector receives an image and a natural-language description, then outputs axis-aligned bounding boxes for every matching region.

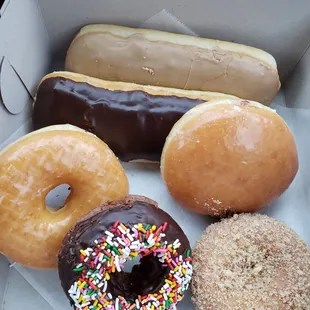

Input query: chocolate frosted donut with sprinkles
[58,195,192,310]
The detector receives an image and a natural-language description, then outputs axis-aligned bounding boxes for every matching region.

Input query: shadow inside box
[256,181,309,241]
[258,199,288,218]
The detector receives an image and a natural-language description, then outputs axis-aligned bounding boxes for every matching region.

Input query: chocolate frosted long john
[32,72,235,162]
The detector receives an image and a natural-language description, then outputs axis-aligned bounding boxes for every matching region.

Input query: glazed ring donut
[0,124,129,269]
[191,213,310,309]
[58,195,193,310]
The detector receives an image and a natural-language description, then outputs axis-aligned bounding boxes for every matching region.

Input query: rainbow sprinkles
[68,221,193,310]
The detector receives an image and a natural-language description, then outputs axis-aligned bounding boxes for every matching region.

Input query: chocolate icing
[32,77,204,162]
[58,195,190,304]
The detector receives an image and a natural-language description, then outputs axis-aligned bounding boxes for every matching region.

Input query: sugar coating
[191,213,310,309]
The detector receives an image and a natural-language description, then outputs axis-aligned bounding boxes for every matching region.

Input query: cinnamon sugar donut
[0,124,129,269]
[191,213,310,309]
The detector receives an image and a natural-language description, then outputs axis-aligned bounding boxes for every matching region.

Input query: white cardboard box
[0,0,310,309]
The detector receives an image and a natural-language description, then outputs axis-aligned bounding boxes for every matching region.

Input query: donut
[32,71,236,163]
[0,124,129,269]
[58,195,193,310]
[191,213,310,309]
[65,24,280,104]
[161,99,298,216]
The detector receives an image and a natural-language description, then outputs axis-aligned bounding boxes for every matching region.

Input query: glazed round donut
[161,99,298,216]
[58,195,193,310]
[0,124,129,269]
[191,213,310,309]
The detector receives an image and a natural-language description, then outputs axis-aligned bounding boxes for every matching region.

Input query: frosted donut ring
[0,125,129,269]
[58,195,193,310]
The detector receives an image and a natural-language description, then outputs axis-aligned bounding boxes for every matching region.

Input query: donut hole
[109,255,168,299]
[130,255,168,296]
[45,184,71,211]
[122,255,140,273]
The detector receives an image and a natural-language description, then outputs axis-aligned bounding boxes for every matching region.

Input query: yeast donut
[32,71,236,163]
[65,24,281,104]
[58,195,193,310]
[191,213,310,309]
[0,125,129,269]
[161,99,298,216]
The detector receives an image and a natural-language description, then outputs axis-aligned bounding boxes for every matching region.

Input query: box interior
[0,255,9,308]
[0,0,310,309]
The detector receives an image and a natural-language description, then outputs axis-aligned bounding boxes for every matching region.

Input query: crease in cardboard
[284,45,310,109]
[33,0,51,42]
[4,56,34,100]
[283,43,310,89]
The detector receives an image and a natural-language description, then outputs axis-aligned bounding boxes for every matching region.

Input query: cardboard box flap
[0,0,50,98]
[0,0,51,144]
[0,56,32,114]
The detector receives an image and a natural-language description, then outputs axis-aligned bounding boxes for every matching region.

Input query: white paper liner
[140,9,198,36]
